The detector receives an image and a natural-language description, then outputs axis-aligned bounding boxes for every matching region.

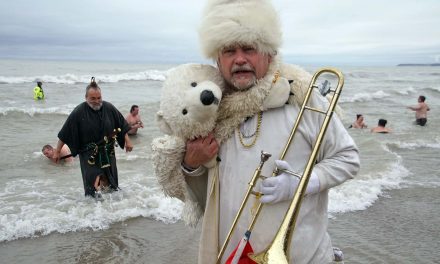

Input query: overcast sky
[0,0,439,66]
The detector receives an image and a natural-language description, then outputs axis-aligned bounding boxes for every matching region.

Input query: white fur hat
[199,0,282,60]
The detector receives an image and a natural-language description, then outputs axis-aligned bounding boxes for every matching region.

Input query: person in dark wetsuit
[53,77,133,197]
[407,95,430,126]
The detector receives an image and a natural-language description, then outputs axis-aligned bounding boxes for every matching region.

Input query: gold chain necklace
[236,70,279,148]
[237,112,263,148]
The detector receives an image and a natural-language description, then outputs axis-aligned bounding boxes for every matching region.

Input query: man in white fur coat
[164,0,360,263]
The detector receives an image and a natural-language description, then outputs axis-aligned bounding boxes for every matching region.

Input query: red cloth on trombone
[225,241,256,264]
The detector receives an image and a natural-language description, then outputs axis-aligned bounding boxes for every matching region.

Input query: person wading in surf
[53,77,133,198]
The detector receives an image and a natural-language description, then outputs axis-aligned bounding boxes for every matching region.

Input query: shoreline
[2,185,439,263]
[0,217,200,264]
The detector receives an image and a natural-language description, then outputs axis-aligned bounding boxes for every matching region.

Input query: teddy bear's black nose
[200,90,216,105]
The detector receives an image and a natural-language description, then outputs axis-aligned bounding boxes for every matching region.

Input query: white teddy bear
[152,64,224,226]
[156,64,224,142]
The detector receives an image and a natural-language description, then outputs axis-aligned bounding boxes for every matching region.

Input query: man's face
[218,45,272,92]
[86,88,103,111]
[43,148,53,159]
[132,107,139,116]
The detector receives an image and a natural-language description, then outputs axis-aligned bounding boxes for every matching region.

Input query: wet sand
[0,218,200,264]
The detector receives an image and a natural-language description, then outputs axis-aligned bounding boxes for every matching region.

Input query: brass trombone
[217,68,344,264]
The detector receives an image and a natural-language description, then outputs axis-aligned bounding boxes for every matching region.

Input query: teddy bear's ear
[156,110,173,134]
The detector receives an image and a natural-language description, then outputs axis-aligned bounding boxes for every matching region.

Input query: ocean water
[0,59,439,262]
[0,59,181,242]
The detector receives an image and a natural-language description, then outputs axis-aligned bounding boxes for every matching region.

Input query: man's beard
[227,64,257,92]
[87,102,102,111]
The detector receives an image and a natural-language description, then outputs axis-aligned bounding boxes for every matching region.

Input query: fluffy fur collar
[214,56,311,143]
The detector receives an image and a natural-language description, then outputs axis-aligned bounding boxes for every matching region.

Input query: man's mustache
[231,64,254,74]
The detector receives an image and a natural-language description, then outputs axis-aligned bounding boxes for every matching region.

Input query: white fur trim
[214,56,297,143]
[199,0,282,59]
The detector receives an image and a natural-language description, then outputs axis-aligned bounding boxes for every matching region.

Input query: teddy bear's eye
[182,108,188,115]
[191,82,197,87]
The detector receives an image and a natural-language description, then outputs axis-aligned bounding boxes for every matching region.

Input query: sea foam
[0,177,182,242]
[0,70,168,84]
[328,158,409,216]
[0,106,76,116]
[340,90,390,103]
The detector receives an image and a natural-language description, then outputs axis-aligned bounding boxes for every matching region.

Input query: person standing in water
[125,105,144,135]
[407,95,430,126]
[53,77,133,198]
[33,81,45,100]
[155,0,360,262]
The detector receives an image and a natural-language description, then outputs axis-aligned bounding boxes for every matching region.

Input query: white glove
[260,160,320,204]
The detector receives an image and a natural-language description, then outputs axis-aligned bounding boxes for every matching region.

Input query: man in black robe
[53,78,133,197]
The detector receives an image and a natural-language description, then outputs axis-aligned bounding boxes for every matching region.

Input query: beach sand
[1,184,438,264]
